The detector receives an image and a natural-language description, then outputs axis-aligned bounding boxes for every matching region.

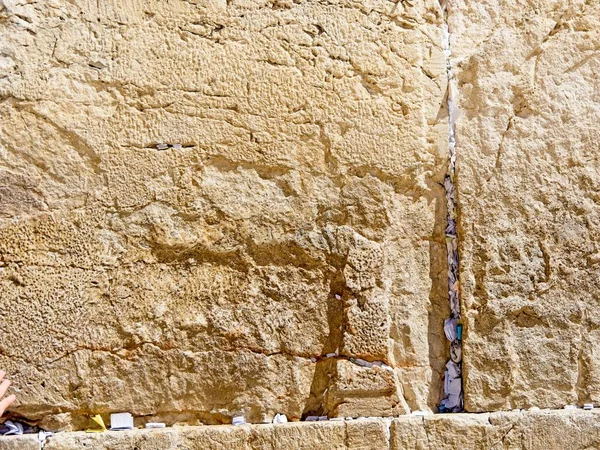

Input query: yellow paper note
[86,414,106,433]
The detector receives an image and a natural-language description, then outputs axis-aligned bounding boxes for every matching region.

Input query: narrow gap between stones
[438,0,464,413]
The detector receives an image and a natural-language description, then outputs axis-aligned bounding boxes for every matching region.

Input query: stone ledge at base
[2,410,600,450]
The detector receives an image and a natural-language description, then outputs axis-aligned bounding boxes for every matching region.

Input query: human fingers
[0,394,15,416]
[0,379,10,399]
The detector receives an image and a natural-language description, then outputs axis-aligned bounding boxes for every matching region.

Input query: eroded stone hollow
[0,0,450,430]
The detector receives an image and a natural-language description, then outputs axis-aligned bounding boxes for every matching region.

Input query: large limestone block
[43,420,388,450]
[516,409,600,449]
[451,0,600,410]
[0,435,40,450]
[392,413,510,450]
[391,410,600,450]
[33,410,600,450]
[324,360,409,418]
[0,0,447,426]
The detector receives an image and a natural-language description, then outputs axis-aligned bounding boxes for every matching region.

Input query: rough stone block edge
[3,410,600,450]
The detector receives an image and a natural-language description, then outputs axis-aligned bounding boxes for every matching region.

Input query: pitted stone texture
[324,360,409,418]
[0,0,447,426]
[451,1,600,411]
[42,420,384,450]
[0,435,39,450]
[391,410,600,450]
[23,410,600,450]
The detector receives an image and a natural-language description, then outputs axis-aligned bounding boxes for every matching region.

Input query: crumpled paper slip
[450,341,462,363]
[449,291,460,318]
[446,361,462,384]
[449,99,462,127]
[444,318,458,341]
[0,420,23,435]
[443,175,453,191]
[445,220,457,237]
[448,259,458,272]
[448,80,459,102]
[444,361,461,391]
[38,430,53,443]
[440,393,462,410]
[232,416,245,426]
[85,414,106,433]
[273,414,288,424]
[0,420,41,436]
[351,358,373,368]
[449,251,458,265]
[372,361,393,371]
[448,271,457,287]
[440,360,463,410]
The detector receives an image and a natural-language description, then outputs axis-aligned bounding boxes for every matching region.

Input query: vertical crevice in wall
[438,0,463,413]
[302,253,347,418]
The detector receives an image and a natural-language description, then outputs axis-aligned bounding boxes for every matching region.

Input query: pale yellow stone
[0,435,40,450]
[0,0,447,427]
[43,422,351,450]
[346,419,391,450]
[451,0,600,411]
[31,410,600,450]
[325,360,409,418]
[392,410,600,450]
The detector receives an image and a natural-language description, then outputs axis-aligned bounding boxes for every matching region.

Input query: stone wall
[452,0,600,411]
[0,0,449,429]
[5,410,600,450]
[1,0,600,435]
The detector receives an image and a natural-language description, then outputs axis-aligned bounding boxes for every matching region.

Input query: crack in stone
[422,416,432,449]
[384,418,392,450]
[438,0,463,413]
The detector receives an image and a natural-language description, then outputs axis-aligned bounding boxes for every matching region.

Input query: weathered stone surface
[324,360,408,418]
[0,435,39,450]
[391,410,600,450]
[0,0,448,426]
[451,1,600,411]
[0,410,593,449]
[42,420,379,450]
